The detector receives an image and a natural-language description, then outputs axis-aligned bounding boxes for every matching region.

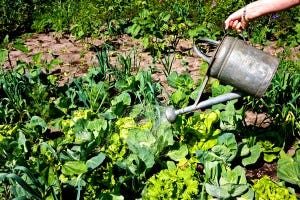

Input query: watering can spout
[165,91,244,123]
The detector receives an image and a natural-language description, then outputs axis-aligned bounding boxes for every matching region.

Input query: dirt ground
[5,32,298,87]
[4,31,299,182]
[5,32,202,88]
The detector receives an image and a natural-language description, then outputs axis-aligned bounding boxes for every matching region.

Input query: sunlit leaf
[62,161,88,176]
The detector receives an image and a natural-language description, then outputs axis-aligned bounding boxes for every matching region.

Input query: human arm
[225,0,300,32]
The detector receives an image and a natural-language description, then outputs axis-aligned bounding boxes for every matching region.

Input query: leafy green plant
[126,9,171,56]
[252,176,297,200]
[205,165,254,200]
[210,80,244,131]
[0,0,33,38]
[256,132,283,163]
[196,133,254,199]
[73,79,110,113]
[238,141,261,167]
[160,49,176,77]
[0,68,29,122]
[277,147,300,187]
[142,165,200,199]
[167,71,195,108]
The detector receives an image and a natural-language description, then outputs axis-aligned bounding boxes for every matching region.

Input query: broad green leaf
[14,166,42,188]
[6,173,42,200]
[211,80,233,97]
[220,166,247,185]
[87,118,107,132]
[129,104,144,118]
[166,161,176,170]
[167,144,188,161]
[18,132,28,153]
[47,59,62,71]
[126,129,156,168]
[263,153,277,163]
[214,133,237,162]
[167,71,194,89]
[40,142,58,159]
[171,89,188,107]
[277,151,300,186]
[86,153,106,170]
[29,116,48,134]
[241,188,255,200]
[13,42,29,53]
[242,144,261,166]
[205,183,230,199]
[226,184,249,197]
[32,52,43,65]
[240,143,250,157]
[74,118,92,143]
[155,122,174,152]
[196,150,221,164]
[142,37,149,49]
[111,92,131,116]
[0,173,7,181]
[167,71,179,89]
[41,166,56,186]
[62,161,88,176]
[203,161,222,184]
[160,12,171,22]
[127,24,141,37]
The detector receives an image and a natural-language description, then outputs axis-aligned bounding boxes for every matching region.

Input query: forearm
[245,0,300,20]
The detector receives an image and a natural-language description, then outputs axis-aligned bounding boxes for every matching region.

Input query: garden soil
[5,31,299,181]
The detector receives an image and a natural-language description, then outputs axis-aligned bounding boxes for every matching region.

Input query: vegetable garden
[0,0,299,199]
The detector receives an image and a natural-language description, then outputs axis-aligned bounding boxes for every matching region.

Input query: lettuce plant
[252,176,297,200]
[277,147,300,187]
[142,165,199,199]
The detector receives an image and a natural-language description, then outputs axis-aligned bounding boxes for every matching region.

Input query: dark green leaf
[167,144,188,161]
[86,153,106,170]
[62,161,88,176]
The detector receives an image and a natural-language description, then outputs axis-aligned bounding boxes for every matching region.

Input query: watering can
[165,36,279,123]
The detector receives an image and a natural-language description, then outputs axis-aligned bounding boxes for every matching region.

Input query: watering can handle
[194,38,220,64]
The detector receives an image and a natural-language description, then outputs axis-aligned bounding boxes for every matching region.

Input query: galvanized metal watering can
[165,36,279,123]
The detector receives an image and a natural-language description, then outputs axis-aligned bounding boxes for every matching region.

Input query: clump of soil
[246,161,278,182]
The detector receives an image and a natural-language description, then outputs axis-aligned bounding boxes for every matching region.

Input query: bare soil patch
[5,32,202,91]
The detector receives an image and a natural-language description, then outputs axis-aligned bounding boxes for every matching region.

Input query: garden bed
[5,32,299,177]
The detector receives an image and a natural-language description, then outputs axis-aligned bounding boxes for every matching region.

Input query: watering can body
[195,36,279,98]
[165,36,279,123]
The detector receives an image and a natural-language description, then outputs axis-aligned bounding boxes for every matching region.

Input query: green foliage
[142,166,199,200]
[211,80,244,131]
[196,133,254,199]
[248,7,300,46]
[277,148,300,187]
[0,1,299,198]
[173,110,221,154]
[238,143,261,166]
[0,0,33,38]
[252,176,297,200]
[205,166,254,199]
[167,71,195,108]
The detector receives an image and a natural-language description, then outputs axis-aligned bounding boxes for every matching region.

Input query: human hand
[224,7,248,33]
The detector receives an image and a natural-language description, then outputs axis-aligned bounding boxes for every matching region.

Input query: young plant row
[0,40,299,199]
